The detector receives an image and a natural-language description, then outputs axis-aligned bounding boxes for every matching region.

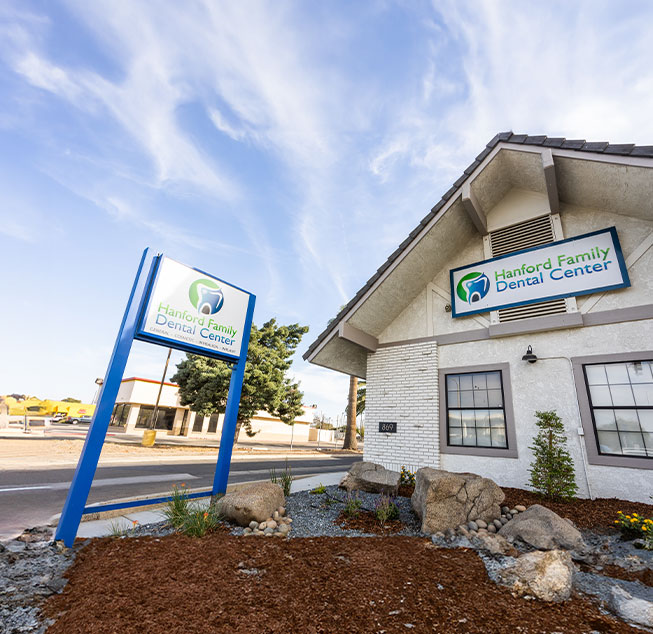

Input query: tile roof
[303,131,653,361]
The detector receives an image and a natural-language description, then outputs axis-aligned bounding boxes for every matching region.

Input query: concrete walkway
[75,470,346,538]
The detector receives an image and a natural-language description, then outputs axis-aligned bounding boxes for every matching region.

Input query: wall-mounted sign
[137,257,252,360]
[450,227,630,318]
[379,421,397,433]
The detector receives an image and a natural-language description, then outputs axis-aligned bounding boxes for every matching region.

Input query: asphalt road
[0,454,360,541]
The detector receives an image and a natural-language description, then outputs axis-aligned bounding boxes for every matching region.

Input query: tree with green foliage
[356,381,366,415]
[172,319,308,441]
[61,397,81,403]
[528,410,578,501]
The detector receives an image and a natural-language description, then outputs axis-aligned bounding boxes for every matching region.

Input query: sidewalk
[74,471,346,538]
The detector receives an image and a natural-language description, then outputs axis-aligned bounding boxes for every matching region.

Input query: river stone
[471,533,515,556]
[498,504,585,551]
[411,468,505,534]
[213,482,285,526]
[498,550,574,602]
[339,461,400,495]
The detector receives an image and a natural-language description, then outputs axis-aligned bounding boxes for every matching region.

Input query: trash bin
[141,429,156,447]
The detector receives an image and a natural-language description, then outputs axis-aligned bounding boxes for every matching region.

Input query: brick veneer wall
[363,341,439,473]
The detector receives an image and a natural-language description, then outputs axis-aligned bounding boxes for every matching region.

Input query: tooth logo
[456,272,490,304]
[189,278,224,315]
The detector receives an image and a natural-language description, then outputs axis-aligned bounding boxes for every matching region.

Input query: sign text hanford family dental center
[450,227,630,318]
[138,257,250,359]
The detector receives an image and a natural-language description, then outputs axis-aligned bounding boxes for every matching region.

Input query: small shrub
[164,484,190,530]
[108,519,129,538]
[270,459,294,496]
[615,511,653,540]
[400,466,415,487]
[528,410,578,501]
[343,492,362,518]
[375,495,400,525]
[181,507,222,538]
[310,484,326,495]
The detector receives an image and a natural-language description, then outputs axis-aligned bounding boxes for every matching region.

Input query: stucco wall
[363,341,439,473]
[440,320,653,502]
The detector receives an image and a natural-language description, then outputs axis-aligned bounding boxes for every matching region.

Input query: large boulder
[498,550,574,602]
[411,467,504,534]
[609,586,653,628]
[213,482,284,526]
[498,504,585,551]
[339,461,400,495]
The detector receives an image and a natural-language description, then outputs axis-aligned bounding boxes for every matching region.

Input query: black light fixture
[522,345,537,364]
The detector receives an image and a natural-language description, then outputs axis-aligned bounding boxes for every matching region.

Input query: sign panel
[450,227,630,318]
[137,257,251,360]
[379,421,397,433]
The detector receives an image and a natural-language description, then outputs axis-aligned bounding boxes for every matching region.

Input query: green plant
[108,519,139,538]
[270,459,294,496]
[374,495,400,525]
[400,466,415,487]
[164,484,191,530]
[310,484,326,495]
[343,492,362,518]
[643,532,653,551]
[528,410,578,501]
[357,427,364,441]
[181,506,222,537]
[108,519,129,537]
[615,511,653,540]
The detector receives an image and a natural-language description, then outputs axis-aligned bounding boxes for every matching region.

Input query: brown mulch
[337,510,404,534]
[502,487,653,531]
[44,534,640,634]
[397,483,653,531]
[578,562,653,588]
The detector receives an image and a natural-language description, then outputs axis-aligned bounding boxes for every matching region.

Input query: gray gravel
[285,485,423,538]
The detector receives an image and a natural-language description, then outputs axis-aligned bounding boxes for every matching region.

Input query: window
[584,360,653,459]
[439,363,517,458]
[446,371,507,448]
[134,406,176,430]
[572,351,653,470]
[207,413,220,433]
[110,404,130,427]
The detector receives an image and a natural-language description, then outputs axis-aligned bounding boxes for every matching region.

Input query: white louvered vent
[489,215,567,323]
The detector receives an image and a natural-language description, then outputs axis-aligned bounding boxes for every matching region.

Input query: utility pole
[149,348,172,431]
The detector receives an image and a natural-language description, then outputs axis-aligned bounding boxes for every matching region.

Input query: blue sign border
[55,249,256,547]
[135,255,253,362]
[449,227,630,318]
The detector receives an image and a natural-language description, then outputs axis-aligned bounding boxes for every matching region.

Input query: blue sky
[1,1,652,421]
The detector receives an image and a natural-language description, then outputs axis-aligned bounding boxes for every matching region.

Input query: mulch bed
[337,510,404,534]
[502,487,653,531]
[44,534,639,634]
[397,484,653,531]
[578,562,653,588]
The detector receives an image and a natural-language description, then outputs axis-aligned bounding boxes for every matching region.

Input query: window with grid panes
[445,370,508,449]
[584,360,653,459]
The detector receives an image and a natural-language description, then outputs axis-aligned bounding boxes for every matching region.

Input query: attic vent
[489,215,567,322]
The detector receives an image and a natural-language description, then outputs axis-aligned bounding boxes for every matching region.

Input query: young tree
[172,319,308,441]
[356,381,366,416]
[528,410,578,501]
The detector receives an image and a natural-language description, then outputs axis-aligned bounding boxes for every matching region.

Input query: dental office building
[304,132,653,503]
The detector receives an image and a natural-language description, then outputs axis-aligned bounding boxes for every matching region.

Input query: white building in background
[304,132,653,503]
[111,377,319,442]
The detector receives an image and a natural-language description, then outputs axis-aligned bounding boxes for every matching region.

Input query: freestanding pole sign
[55,249,255,546]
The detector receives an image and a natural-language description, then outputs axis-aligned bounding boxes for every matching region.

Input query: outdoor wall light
[522,345,538,364]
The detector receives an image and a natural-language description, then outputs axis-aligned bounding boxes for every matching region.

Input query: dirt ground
[43,534,638,634]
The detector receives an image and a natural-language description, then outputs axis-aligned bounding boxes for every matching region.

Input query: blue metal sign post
[55,249,255,546]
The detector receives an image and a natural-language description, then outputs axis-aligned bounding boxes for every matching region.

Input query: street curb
[47,474,321,525]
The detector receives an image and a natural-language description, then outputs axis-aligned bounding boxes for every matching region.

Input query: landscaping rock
[515,505,526,512]
[609,586,653,628]
[339,461,400,495]
[488,524,496,533]
[411,468,504,534]
[213,482,285,526]
[498,550,574,602]
[471,533,516,557]
[498,504,585,551]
